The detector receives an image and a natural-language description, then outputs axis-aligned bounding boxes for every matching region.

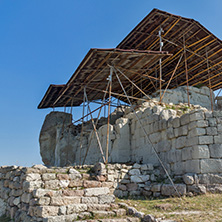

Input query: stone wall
[39,86,221,178]
[151,86,215,110]
[0,164,120,221]
[2,163,222,221]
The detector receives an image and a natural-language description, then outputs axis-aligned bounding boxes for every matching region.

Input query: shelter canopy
[38,48,171,109]
[118,8,222,92]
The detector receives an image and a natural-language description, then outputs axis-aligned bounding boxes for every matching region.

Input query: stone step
[76,217,140,222]
[43,208,137,222]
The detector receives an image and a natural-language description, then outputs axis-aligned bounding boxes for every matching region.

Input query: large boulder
[39,111,77,166]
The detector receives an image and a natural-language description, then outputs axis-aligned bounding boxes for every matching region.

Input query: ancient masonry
[3,8,222,222]
[40,86,222,177]
[1,162,222,221]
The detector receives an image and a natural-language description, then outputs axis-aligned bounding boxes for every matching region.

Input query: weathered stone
[42,173,56,181]
[185,160,200,173]
[190,111,205,122]
[51,196,80,206]
[12,197,20,206]
[151,184,161,192]
[39,111,75,166]
[87,203,110,211]
[32,206,60,217]
[98,195,115,204]
[21,192,31,203]
[183,174,194,185]
[81,196,98,204]
[161,184,186,196]
[182,147,192,161]
[131,175,149,183]
[176,136,187,149]
[59,180,70,188]
[63,190,84,196]
[57,174,69,180]
[192,145,209,159]
[206,127,217,135]
[214,135,222,144]
[23,181,43,192]
[128,169,140,176]
[200,159,222,173]
[209,144,222,158]
[199,136,213,144]
[126,183,138,191]
[180,113,190,125]
[187,185,206,194]
[83,180,101,188]
[37,197,51,206]
[66,204,87,214]
[25,173,41,181]
[188,128,206,137]
[68,179,83,188]
[0,199,7,216]
[45,180,60,189]
[84,187,109,196]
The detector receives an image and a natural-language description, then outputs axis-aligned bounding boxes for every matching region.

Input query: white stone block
[206,127,217,136]
[171,161,185,175]
[188,120,208,130]
[190,111,205,122]
[200,159,222,173]
[192,145,210,159]
[128,169,140,175]
[187,137,199,146]
[199,136,213,144]
[185,160,200,173]
[214,135,222,144]
[167,127,175,139]
[208,118,217,127]
[84,187,109,196]
[176,136,187,149]
[209,144,222,158]
[131,175,149,183]
[180,113,190,125]
[188,128,206,138]
[172,117,180,128]
[182,147,192,161]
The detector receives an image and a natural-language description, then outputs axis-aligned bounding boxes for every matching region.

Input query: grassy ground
[116,193,222,222]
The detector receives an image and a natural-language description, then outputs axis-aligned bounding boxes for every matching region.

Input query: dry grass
[116,193,222,222]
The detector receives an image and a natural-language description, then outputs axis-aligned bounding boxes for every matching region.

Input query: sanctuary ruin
[2,8,222,222]
[38,9,222,177]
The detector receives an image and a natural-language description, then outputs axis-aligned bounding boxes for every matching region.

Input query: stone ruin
[39,85,222,178]
[2,85,222,221]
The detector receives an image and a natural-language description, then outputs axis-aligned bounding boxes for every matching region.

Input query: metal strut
[113,66,181,197]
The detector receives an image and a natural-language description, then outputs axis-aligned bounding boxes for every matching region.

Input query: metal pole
[79,93,86,165]
[206,51,214,111]
[106,67,113,163]
[159,27,164,102]
[114,68,181,197]
[183,35,190,106]
[84,88,106,163]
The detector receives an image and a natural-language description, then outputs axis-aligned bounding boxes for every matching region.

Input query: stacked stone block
[0,165,120,221]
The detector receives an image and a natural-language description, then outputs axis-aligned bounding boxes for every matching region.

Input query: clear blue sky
[0,0,222,166]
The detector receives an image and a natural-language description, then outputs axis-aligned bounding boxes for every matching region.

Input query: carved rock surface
[39,111,75,166]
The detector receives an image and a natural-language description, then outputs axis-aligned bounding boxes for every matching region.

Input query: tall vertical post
[183,36,190,106]
[206,51,214,111]
[159,28,164,102]
[106,67,113,163]
[79,93,86,165]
